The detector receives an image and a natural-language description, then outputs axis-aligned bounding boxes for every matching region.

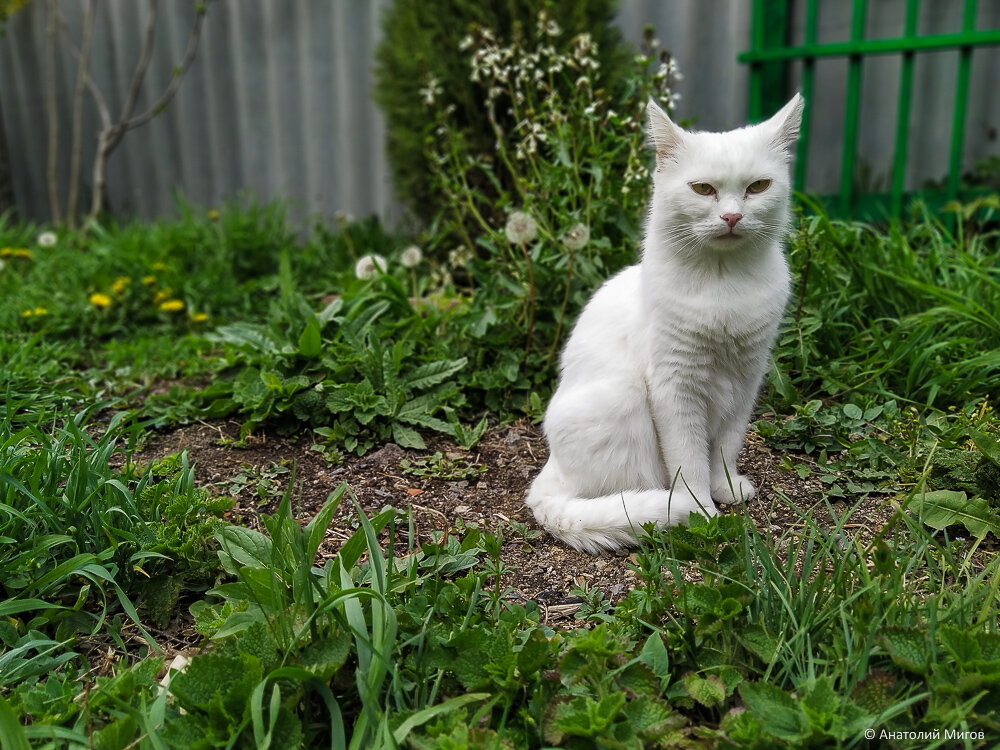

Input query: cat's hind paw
[711,473,756,505]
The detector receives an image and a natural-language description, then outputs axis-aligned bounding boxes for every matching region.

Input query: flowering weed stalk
[424,17,680,364]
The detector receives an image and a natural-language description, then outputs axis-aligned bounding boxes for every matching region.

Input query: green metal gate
[740,0,1000,218]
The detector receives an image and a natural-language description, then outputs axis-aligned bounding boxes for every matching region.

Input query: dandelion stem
[547,248,575,367]
[519,241,536,354]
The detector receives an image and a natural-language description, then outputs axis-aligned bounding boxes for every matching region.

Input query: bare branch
[45,0,61,222]
[89,1,208,221]
[58,7,111,129]
[67,0,97,228]
[118,0,158,124]
[121,3,206,132]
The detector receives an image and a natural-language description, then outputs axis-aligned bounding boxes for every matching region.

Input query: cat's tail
[525,461,715,554]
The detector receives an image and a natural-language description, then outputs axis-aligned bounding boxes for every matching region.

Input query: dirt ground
[134,417,900,628]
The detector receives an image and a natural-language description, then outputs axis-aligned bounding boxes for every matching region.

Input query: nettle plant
[424,18,680,366]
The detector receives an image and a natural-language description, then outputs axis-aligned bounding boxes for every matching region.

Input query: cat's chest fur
[639,254,790,366]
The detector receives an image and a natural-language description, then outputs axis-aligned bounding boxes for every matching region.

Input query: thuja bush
[374,0,633,225]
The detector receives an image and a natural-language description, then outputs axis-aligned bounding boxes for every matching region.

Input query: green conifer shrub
[374,0,633,226]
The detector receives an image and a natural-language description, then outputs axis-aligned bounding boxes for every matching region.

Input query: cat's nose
[721,213,743,229]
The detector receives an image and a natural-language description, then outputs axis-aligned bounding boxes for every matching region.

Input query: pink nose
[722,213,743,229]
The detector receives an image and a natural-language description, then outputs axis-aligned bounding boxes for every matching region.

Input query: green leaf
[515,629,552,677]
[0,694,31,750]
[937,625,980,666]
[971,429,1000,468]
[622,697,682,736]
[877,627,930,675]
[737,625,778,664]
[682,672,726,708]
[617,661,659,698]
[299,629,352,680]
[739,681,808,741]
[297,315,322,358]
[216,525,273,573]
[393,693,490,745]
[638,634,670,680]
[291,389,325,423]
[305,484,346,563]
[843,403,863,420]
[402,358,467,391]
[391,422,426,449]
[909,490,1000,537]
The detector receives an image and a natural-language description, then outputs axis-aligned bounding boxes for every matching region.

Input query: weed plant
[773,200,1000,412]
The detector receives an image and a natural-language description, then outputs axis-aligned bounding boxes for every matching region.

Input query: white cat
[525,94,804,553]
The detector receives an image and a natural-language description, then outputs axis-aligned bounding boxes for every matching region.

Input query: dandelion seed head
[37,231,57,248]
[400,245,423,268]
[355,254,388,280]
[504,211,538,244]
[561,224,590,251]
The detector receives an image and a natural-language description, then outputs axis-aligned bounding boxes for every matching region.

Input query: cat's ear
[762,93,805,159]
[646,98,684,164]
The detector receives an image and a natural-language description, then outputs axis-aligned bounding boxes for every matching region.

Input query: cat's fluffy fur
[525,94,804,553]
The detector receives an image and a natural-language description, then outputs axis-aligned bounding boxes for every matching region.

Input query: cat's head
[645,94,804,255]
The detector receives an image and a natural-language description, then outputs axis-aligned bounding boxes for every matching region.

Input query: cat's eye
[746,179,771,194]
[690,182,716,196]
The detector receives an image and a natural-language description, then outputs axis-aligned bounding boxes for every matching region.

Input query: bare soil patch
[134,418,900,626]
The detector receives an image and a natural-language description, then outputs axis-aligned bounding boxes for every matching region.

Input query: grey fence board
[1,1,997,224]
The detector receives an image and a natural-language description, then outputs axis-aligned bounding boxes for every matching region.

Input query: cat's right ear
[646,98,684,165]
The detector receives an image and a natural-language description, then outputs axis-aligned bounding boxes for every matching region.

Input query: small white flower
[37,231,57,248]
[400,245,423,268]
[335,210,355,226]
[459,34,474,51]
[419,74,443,106]
[504,211,538,245]
[355,254,387,280]
[561,224,590,251]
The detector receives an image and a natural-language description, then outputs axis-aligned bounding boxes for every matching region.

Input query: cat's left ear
[646,98,685,165]
[762,93,805,159]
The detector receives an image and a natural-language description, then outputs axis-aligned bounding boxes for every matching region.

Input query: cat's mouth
[714,232,742,241]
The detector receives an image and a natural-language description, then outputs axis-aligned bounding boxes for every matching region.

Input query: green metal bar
[947,0,977,200]
[738,28,1000,62]
[793,0,819,193]
[839,0,867,215]
[748,0,790,122]
[748,0,767,122]
[890,0,920,216]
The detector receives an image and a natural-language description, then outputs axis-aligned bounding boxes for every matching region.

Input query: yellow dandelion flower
[12,248,33,259]
[34,307,48,316]
[142,275,156,285]
[153,289,172,304]
[207,209,220,221]
[89,292,112,308]
[159,299,184,312]
[22,309,33,317]
[0,248,11,257]
[152,262,167,271]
[191,312,209,323]
[111,276,131,294]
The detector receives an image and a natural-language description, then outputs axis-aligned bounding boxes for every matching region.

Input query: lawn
[1,195,999,748]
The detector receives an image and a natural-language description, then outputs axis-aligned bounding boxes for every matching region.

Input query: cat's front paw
[712,473,756,505]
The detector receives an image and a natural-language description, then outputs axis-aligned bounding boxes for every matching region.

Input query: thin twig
[58,11,112,129]
[67,0,97,228]
[118,0,159,125]
[89,1,208,221]
[45,0,61,222]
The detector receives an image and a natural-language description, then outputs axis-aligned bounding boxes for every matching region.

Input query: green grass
[1,197,1000,747]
